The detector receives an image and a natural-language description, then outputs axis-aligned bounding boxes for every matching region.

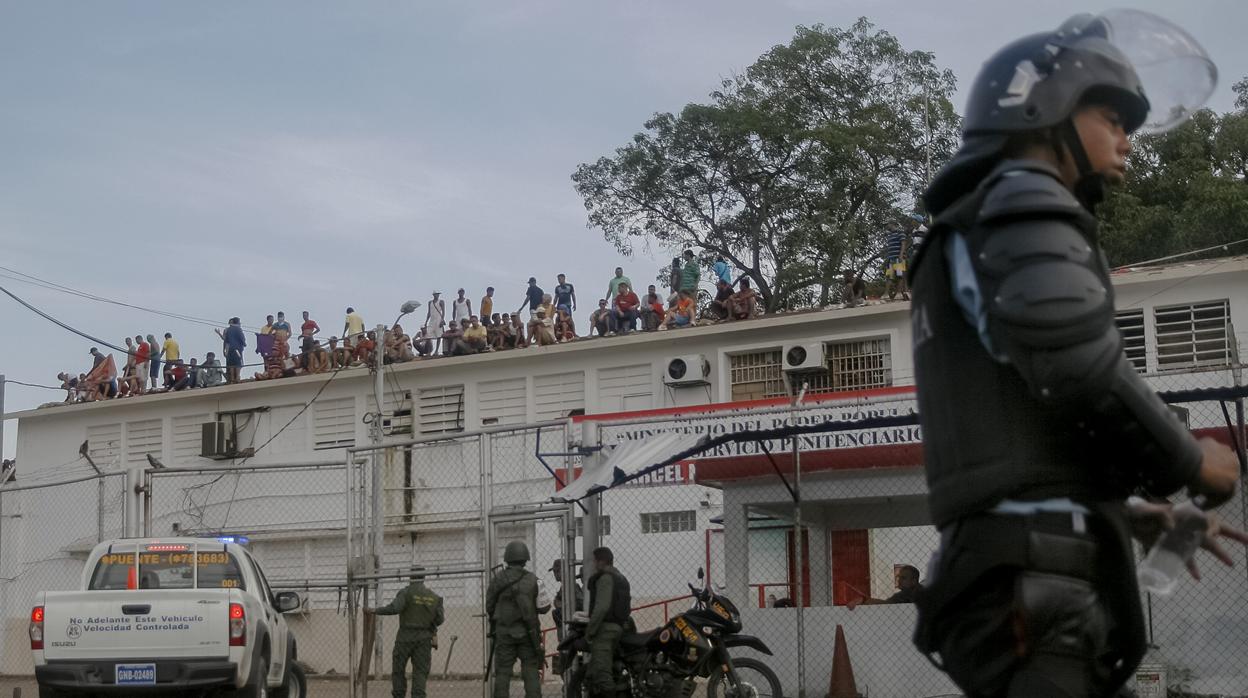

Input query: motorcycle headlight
[703,626,716,635]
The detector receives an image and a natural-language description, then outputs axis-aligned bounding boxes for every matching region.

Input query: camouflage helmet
[503,541,530,565]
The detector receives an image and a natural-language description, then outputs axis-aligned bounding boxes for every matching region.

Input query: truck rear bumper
[36,658,237,693]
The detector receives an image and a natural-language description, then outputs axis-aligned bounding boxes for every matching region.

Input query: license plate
[115,663,156,685]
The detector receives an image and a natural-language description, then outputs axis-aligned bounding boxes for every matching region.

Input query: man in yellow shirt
[161,332,181,387]
[464,315,488,353]
[343,307,365,339]
[480,289,495,326]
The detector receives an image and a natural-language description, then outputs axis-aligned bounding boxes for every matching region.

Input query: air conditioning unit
[663,354,710,387]
[201,422,235,460]
[783,343,826,372]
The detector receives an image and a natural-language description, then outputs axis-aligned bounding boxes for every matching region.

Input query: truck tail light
[228,603,246,647]
[30,606,44,650]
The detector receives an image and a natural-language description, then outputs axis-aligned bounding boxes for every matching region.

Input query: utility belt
[940,510,1101,582]
[914,503,1145,686]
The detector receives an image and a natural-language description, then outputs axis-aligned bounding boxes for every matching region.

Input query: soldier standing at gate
[487,541,542,698]
[366,568,444,698]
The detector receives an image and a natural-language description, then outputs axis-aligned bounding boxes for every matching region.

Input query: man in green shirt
[366,569,444,698]
[587,546,631,697]
[486,541,541,698]
[679,249,701,295]
[605,267,631,303]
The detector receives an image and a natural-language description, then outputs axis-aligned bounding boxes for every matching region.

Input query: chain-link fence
[0,472,127,675]
[582,370,1247,698]
[345,422,577,697]
[144,460,351,675]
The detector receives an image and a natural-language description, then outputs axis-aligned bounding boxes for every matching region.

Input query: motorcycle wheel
[707,657,784,698]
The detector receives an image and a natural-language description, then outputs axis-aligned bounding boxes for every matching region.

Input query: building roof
[7,253,1246,422]
[5,298,910,421]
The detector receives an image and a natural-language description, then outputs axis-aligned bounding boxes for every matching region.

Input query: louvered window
[1154,300,1231,369]
[418,386,465,434]
[1115,309,1147,373]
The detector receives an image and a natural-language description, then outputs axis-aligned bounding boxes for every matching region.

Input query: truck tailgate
[42,589,234,660]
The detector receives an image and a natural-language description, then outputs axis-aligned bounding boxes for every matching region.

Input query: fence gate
[486,504,575,698]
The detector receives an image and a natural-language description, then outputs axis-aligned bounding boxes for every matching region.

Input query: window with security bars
[805,338,893,394]
[1154,300,1231,370]
[575,516,612,537]
[640,510,696,534]
[729,350,786,400]
[418,385,465,434]
[1115,309,1147,373]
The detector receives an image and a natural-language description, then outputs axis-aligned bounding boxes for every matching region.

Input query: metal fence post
[580,421,601,614]
[480,433,493,698]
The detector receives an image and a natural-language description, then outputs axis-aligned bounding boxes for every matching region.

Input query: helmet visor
[1093,9,1217,133]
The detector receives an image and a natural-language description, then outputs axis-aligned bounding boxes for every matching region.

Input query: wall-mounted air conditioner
[201,422,235,460]
[783,343,826,372]
[663,354,710,387]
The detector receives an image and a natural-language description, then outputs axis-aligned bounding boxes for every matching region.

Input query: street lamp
[366,299,421,683]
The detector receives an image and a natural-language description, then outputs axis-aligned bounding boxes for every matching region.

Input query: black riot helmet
[926,9,1216,213]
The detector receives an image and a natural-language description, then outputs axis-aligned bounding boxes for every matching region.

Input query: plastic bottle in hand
[1137,499,1207,595]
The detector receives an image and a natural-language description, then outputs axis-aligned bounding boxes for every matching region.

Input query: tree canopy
[1099,78,1248,267]
[572,19,958,310]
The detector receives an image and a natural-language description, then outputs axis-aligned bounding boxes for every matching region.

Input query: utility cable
[0,265,263,331]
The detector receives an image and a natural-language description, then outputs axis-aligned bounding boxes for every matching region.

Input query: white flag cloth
[553,431,708,502]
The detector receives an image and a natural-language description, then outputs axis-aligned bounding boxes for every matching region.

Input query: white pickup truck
[30,537,306,697]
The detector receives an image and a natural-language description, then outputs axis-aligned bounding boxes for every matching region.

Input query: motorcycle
[559,568,784,698]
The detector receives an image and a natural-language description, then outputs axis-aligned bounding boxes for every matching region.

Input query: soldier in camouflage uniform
[367,568,445,698]
[487,541,541,698]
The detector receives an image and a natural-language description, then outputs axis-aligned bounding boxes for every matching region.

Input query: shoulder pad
[978,168,1086,225]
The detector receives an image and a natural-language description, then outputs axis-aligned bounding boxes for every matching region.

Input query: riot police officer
[366,568,444,698]
[486,541,541,698]
[586,546,631,698]
[909,10,1243,697]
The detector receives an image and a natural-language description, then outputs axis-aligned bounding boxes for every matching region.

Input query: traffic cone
[827,624,859,698]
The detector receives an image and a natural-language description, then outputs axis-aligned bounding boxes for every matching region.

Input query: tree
[1099,77,1248,267]
[572,20,958,310]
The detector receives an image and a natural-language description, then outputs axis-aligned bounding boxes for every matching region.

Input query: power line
[0,265,262,332]
[0,282,281,370]
[218,362,346,531]
[0,283,134,357]
[1112,238,1248,271]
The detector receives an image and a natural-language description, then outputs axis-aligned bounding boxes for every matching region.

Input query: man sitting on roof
[528,309,556,346]
[488,313,507,350]
[464,316,489,353]
[354,331,377,367]
[305,340,331,374]
[387,324,415,363]
[729,279,759,320]
[413,327,434,357]
[707,280,734,321]
[510,313,529,348]
[662,290,696,329]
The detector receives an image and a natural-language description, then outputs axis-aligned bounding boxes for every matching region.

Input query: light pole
[367,300,420,685]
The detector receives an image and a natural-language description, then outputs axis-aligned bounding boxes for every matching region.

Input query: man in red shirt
[612,283,641,335]
[301,310,320,337]
[133,335,151,393]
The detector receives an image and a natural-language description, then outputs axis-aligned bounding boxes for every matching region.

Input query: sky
[3,0,1247,460]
